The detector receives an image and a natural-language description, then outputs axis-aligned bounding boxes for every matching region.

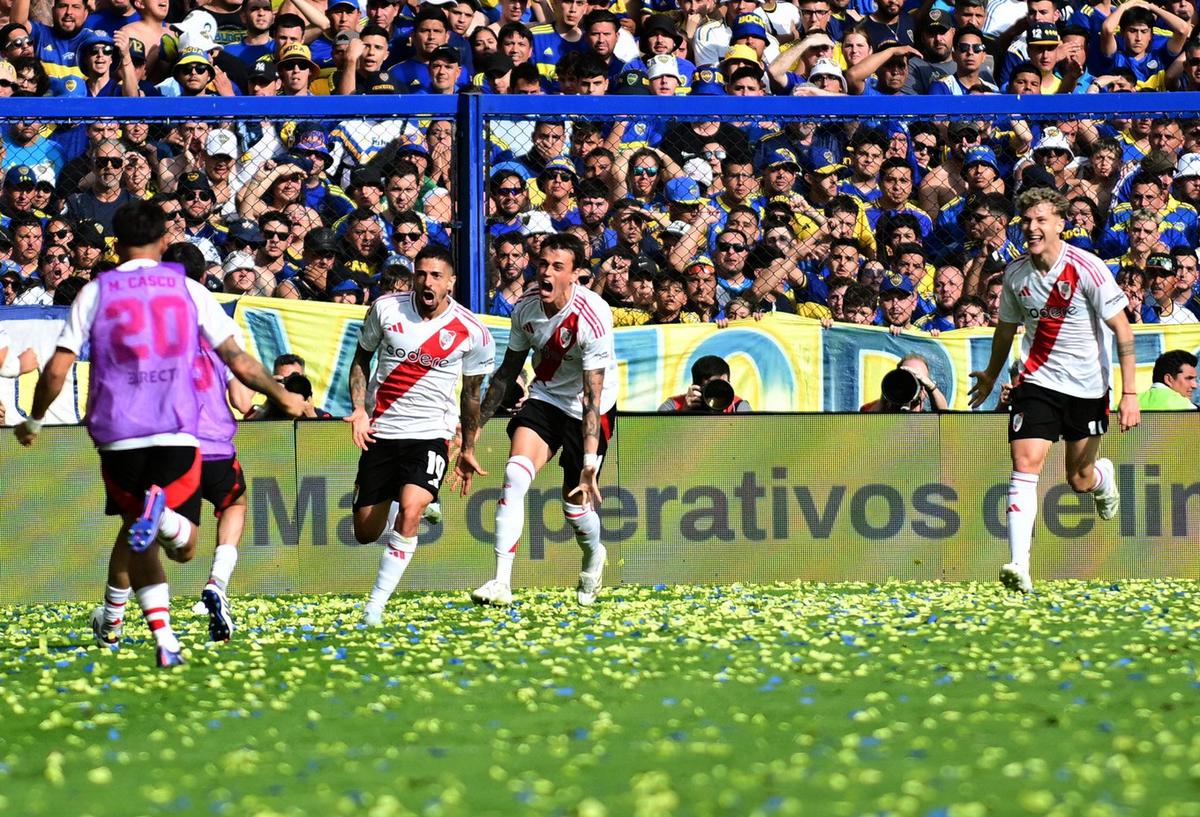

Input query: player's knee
[351,512,381,545]
[398,502,425,531]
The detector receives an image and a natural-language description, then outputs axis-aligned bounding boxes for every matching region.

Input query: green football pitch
[3,581,1199,817]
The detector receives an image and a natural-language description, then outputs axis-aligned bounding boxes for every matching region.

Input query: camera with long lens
[880,368,923,412]
[700,378,735,412]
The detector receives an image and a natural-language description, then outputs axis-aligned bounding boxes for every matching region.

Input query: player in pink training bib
[459,233,618,609]
[345,244,495,627]
[14,201,303,668]
[969,188,1140,595]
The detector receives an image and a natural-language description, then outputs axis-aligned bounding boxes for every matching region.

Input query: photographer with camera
[659,355,752,413]
[860,353,948,413]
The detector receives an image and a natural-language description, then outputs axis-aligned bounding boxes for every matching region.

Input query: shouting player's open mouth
[418,287,437,308]
[538,277,555,301]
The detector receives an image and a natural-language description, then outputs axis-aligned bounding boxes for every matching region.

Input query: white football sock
[103,584,130,629]
[564,501,604,574]
[367,530,417,610]
[156,508,192,551]
[1090,460,1110,494]
[494,455,535,585]
[207,544,238,592]
[136,583,180,652]
[1007,471,1039,571]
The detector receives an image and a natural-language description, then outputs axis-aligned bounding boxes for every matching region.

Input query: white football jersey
[508,285,617,420]
[359,293,495,440]
[1000,243,1128,400]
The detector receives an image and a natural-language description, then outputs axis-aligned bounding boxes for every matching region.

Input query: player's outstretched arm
[568,368,605,508]
[969,320,1020,409]
[344,345,376,451]
[14,348,76,446]
[451,373,488,496]
[1106,311,1142,433]
[478,347,528,428]
[215,338,306,418]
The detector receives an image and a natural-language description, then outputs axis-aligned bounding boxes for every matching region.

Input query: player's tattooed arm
[478,347,528,427]
[459,374,484,454]
[581,368,604,455]
[348,346,374,411]
[1117,339,1135,360]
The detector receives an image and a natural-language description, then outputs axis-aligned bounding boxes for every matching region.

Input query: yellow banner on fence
[5,298,1200,422]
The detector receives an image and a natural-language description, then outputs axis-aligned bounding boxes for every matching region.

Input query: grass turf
[2,581,1199,817]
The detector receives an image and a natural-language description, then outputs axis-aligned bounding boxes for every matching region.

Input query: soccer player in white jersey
[346,244,495,627]
[461,233,618,608]
[969,188,1140,594]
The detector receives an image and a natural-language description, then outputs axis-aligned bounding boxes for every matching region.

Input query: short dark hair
[691,354,730,385]
[112,200,166,248]
[879,156,912,177]
[1153,349,1198,384]
[274,353,305,370]
[843,283,878,312]
[539,232,587,270]
[259,209,292,230]
[281,372,313,399]
[414,243,454,271]
[393,210,424,230]
[272,13,305,34]
[498,22,533,45]
[576,177,609,200]
[954,25,985,45]
[360,23,390,41]
[1130,171,1166,192]
[493,231,526,253]
[163,241,206,281]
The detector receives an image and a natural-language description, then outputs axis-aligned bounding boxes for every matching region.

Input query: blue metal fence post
[455,92,487,312]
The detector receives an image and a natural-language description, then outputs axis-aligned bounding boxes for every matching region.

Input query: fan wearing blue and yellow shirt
[1099,0,1190,90]
[530,0,588,91]
[11,0,92,86]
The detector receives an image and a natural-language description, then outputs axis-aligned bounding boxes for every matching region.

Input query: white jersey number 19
[427,451,446,486]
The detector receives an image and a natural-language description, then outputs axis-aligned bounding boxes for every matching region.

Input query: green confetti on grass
[3,581,1200,816]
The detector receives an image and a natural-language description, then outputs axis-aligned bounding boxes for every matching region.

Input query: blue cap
[665,177,703,205]
[763,147,801,170]
[331,278,362,294]
[277,155,313,174]
[491,160,532,182]
[383,252,413,273]
[879,272,915,297]
[730,13,768,42]
[327,0,358,9]
[963,145,998,170]
[541,157,578,177]
[5,165,36,187]
[799,147,846,176]
[690,65,725,95]
[225,218,264,246]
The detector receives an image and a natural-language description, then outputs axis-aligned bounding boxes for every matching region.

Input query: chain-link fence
[481,102,1200,331]
[0,100,458,310]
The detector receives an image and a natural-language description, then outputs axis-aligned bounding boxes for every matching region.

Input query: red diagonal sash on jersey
[1018,263,1080,385]
[372,317,469,419]
[533,312,580,384]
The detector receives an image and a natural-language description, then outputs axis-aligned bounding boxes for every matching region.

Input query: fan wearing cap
[903,9,956,94]
[1140,252,1199,324]
[275,227,343,300]
[1027,127,1076,190]
[173,172,225,246]
[10,0,92,83]
[932,145,1005,258]
[304,0,361,69]
[1100,0,1189,90]
[621,14,694,94]
[533,156,582,231]
[222,0,276,66]
[918,119,987,215]
[527,0,589,92]
[0,165,47,221]
[693,0,778,69]
[763,30,835,93]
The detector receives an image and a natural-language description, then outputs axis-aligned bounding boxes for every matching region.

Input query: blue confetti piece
[1114,657,1133,667]
[554,687,574,696]
[653,583,667,591]
[335,648,347,660]
[570,728,589,740]
[448,657,463,665]
[107,728,120,741]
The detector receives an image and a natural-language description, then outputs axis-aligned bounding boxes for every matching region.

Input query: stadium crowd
[0,0,1197,332]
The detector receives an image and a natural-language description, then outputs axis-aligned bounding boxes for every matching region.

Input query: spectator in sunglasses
[44,217,73,250]
[390,210,429,262]
[64,139,134,232]
[0,59,15,97]
[70,218,108,277]
[14,247,74,305]
[930,26,997,94]
[254,210,293,279]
